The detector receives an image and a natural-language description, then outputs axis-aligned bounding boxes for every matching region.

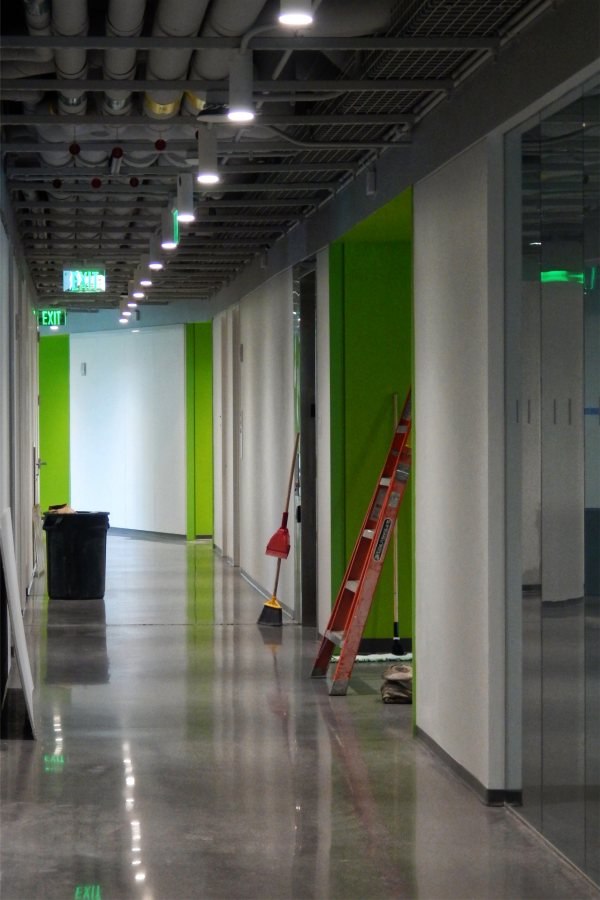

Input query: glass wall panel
[510,75,599,885]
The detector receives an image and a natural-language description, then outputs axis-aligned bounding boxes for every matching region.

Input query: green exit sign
[37,308,67,327]
[63,268,106,293]
[74,886,102,899]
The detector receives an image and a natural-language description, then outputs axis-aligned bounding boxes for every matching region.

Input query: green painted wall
[329,192,413,640]
[39,335,70,511]
[186,323,213,539]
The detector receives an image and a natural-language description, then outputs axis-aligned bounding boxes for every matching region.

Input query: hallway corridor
[1,535,596,900]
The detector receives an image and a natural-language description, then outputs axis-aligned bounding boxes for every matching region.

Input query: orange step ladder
[311,391,412,695]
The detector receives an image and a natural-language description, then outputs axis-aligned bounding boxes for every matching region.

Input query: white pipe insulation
[183,0,269,115]
[52,0,90,114]
[103,0,148,115]
[1,0,54,63]
[144,0,211,119]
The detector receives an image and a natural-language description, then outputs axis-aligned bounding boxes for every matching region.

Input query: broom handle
[392,394,399,628]
[272,557,283,597]
[282,432,300,523]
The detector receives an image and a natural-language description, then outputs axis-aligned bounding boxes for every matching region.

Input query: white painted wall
[0,219,38,597]
[238,270,295,611]
[214,306,241,565]
[315,248,332,633]
[212,313,224,552]
[70,326,186,534]
[0,221,10,515]
[413,139,505,790]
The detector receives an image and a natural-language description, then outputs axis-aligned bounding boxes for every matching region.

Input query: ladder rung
[362,529,375,540]
[325,630,344,644]
[395,464,410,482]
[380,477,391,487]
[396,424,408,433]
[345,580,359,593]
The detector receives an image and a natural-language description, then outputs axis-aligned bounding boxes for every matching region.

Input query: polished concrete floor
[1,535,598,900]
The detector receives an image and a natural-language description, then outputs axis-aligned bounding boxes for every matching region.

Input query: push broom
[258,432,300,626]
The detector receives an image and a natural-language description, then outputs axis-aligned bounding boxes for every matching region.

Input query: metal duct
[183,0,269,114]
[144,0,211,119]
[1,0,53,63]
[103,0,147,115]
[52,0,89,114]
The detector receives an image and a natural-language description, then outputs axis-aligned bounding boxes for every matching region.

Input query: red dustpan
[266,512,291,559]
[265,433,300,560]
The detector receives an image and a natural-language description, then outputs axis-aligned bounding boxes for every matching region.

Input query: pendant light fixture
[227,52,255,123]
[278,0,313,26]
[176,173,195,223]
[128,279,144,301]
[148,235,164,270]
[138,260,153,288]
[161,207,179,249]
[197,126,220,185]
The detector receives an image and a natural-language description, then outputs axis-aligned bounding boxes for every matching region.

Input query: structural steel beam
[9,181,334,194]
[7,163,356,177]
[14,199,316,208]
[1,139,408,153]
[0,35,499,51]
[0,113,415,127]
[3,78,454,94]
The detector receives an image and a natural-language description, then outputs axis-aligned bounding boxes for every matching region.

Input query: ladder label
[374,518,392,561]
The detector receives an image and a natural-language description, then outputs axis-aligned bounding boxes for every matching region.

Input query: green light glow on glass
[63,268,106,293]
[74,885,102,899]
[172,209,180,246]
[540,270,585,284]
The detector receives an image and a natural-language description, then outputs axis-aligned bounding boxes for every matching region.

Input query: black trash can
[43,512,110,600]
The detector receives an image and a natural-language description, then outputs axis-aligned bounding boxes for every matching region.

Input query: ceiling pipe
[144,0,211,120]
[183,0,269,115]
[102,1,149,274]
[103,0,148,116]
[1,0,54,63]
[52,0,90,115]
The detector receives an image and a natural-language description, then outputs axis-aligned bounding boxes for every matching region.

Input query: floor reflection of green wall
[329,190,413,642]
[186,543,214,739]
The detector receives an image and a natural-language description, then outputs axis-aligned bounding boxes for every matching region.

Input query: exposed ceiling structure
[1,0,557,311]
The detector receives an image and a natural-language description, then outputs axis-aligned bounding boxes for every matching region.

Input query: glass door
[508,75,599,884]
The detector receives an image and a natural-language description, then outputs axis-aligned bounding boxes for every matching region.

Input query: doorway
[293,261,317,626]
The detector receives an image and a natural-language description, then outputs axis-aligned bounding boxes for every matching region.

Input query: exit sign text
[37,309,66,327]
